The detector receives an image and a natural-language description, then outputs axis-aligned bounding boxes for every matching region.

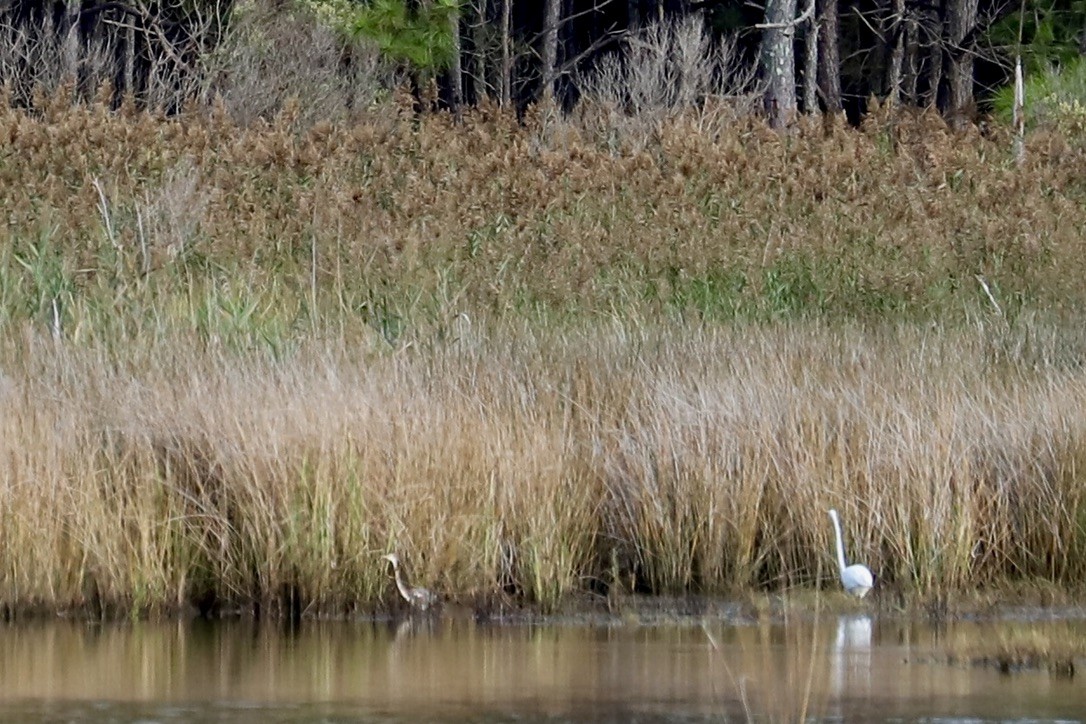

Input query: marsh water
[0,610,1084,722]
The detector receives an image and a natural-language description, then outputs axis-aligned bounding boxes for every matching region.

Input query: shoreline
[4,322,1086,623]
[6,583,1083,626]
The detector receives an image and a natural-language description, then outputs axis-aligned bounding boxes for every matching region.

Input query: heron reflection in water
[381,553,439,611]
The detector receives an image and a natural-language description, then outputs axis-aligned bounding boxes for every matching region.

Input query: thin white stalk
[1013,56,1025,166]
[93,177,120,253]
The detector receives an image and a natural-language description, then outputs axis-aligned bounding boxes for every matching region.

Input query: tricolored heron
[381,553,438,611]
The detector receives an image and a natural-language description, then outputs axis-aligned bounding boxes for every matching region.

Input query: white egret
[828,509,874,598]
[381,553,438,611]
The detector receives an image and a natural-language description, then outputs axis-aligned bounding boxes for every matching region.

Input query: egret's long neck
[392,564,413,603]
[830,512,848,573]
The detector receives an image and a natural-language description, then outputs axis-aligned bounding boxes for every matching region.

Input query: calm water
[0,612,1083,722]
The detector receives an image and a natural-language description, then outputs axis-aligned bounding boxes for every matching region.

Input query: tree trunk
[925,7,943,109]
[946,0,977,126]
[124,21,136,98]
[886,0,905,103]
[816,0,841,114]
[466,0,486,103]
[541,0,560,100]
[501,0,512,107]
[63,0,80,83]
[803,16,818,114]
[443,7,463,114]
[903,12,919,104]
[761,0,798,128]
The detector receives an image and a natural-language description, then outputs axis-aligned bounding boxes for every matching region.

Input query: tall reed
[3,319,1086,616]
[3,92,1086,616]
[2,91,1086,339]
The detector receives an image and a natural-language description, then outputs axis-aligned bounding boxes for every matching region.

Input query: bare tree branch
[755,0,816,30]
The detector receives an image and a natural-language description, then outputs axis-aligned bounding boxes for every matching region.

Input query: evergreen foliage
[299,0,459,73]
[992,54,1086,138]
[988,0,1086,73]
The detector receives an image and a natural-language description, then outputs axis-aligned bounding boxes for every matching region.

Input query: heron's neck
[392,565,413,603]
[831,515,848,572]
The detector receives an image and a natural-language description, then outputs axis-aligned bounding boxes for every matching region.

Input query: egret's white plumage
[828,509,874,598]
[381,553,438,611]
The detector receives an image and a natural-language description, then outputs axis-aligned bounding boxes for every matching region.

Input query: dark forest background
[0,0,1083,125]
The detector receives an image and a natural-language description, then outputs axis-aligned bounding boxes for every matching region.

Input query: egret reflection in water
[832,615,873,699]
[0,615,1083,721]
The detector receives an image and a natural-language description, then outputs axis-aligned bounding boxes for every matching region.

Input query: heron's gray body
[381,553,438,611]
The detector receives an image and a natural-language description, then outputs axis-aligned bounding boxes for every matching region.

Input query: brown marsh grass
[2,95,1086,617]
[2,90,1086,338]
[4,320,1086,616]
